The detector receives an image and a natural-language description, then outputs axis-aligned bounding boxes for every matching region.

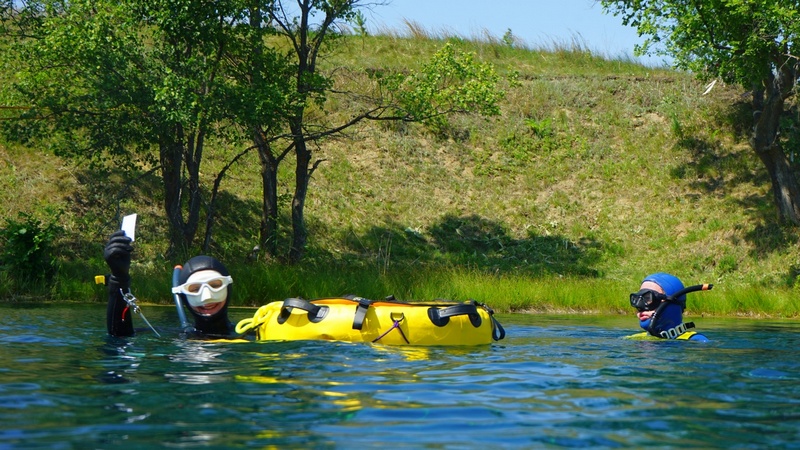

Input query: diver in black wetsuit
[103,231,235,337]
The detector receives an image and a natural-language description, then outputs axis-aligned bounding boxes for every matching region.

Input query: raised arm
[103,231,134,337]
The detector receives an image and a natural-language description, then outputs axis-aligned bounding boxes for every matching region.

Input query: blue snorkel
[172,265,195,333]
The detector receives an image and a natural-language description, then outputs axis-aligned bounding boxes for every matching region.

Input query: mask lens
[172,276,233,297]
[630,289,663,311]
[185,283,203,294]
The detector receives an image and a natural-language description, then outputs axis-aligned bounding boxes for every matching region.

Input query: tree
[601,0,800,225]
[259,0,509,263]
[0,0,267,257]
[214,3,296,258]
[3,0,509,264]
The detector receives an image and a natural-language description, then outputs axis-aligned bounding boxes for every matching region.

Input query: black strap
[647,301,697,337]
[351,296,373,330]
[489,314,506,341]
[427,302,482,328]
[475,302,505,341]
[277,298,328,324]
[490,316,505,341]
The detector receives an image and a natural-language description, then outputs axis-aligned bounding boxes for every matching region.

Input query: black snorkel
[647,283,713,337]
[665,283,714,307]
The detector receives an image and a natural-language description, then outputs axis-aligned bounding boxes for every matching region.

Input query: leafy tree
[0,0,276,257]
[258,0,509,263]
[602,0,800,225]
[203,4,296,257]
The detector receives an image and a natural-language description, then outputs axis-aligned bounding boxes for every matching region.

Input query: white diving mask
[171,270,232,308]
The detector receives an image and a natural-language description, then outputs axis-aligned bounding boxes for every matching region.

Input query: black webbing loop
[490,315,506,341]
[277,298,329,324]
[427,302,482,328]
[474,302,505,341]
[351,296,373,330]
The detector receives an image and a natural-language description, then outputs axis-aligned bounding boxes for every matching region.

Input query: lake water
[1,304,798,449]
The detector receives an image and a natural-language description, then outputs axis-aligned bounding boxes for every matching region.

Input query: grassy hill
[1,32,798,317]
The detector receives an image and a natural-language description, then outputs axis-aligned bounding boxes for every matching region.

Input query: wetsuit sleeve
[106,275,134,337]
[103,231,135,337]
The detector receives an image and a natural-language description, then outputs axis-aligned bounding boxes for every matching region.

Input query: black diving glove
[104,230,133,287]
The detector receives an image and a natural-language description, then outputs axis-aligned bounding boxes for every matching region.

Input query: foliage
[0,0,292,257]
[2,0,509,264]
[379,43,508,136]
[601,0,800,225]
[0,211,62,290]
[602,0,800,86]
[351,10,369,37]
[246,2,510,263]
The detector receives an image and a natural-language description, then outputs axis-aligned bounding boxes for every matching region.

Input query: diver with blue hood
[103,230,236,338]
[629,272,711,341]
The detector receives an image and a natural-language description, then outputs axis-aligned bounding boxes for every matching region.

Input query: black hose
[667,283,713,301]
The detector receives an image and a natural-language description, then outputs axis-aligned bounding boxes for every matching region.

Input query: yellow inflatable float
[235,296,506,346]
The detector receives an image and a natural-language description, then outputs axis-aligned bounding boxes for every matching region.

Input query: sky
[364,0,669,67]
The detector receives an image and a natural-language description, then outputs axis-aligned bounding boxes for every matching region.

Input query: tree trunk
[247,6,283,259]
[160,137,186,258]
[754,143,800,225]
[184,132,203,247]
[160,125,203,258]
[289,121,311,264]
[256,128,280,258]
[751,69,800,225]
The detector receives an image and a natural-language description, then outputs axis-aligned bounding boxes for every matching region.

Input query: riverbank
[5,261,792,319]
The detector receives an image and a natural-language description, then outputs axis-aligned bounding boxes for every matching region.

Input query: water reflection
[167,339,231,385]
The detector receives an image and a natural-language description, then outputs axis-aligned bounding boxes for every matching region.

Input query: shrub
[0,211,62,291]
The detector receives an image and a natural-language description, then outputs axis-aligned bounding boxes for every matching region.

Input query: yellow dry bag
[235,296,506,346]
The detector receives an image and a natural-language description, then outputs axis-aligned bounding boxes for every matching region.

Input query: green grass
[1,31,799,317]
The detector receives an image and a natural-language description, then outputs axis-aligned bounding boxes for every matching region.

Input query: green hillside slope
[1,34,798,317]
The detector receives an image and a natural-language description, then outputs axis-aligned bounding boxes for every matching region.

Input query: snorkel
[637,273,713,338]
[664,283,714,304]
[172,265,195,333]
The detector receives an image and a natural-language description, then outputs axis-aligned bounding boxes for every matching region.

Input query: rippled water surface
[1,304,799,449]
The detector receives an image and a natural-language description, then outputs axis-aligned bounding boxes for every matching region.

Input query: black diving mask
[630,289,667,312]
